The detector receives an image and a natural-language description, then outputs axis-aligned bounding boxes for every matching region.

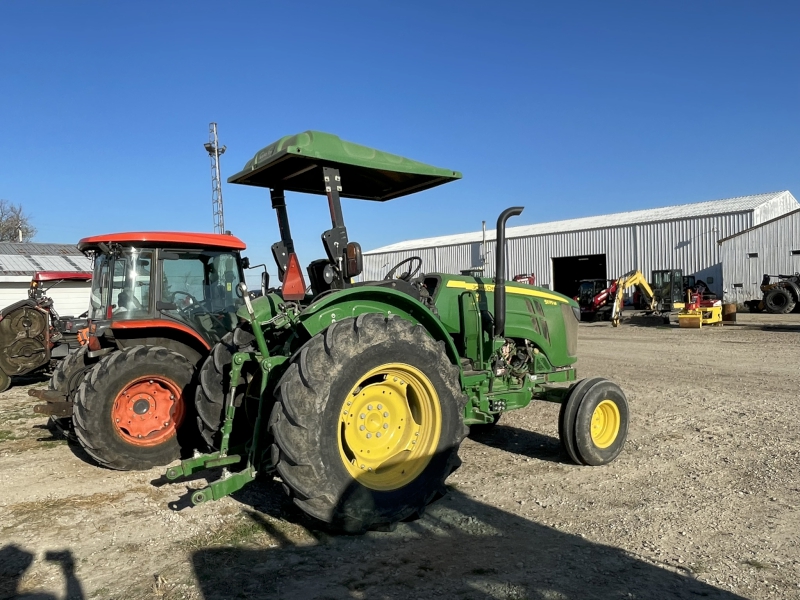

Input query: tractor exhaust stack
[494,206,524,338]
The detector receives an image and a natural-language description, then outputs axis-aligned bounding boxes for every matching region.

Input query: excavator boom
[610,270,656,326]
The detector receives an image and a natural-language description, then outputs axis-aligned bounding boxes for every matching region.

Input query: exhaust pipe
[494,206,524,338]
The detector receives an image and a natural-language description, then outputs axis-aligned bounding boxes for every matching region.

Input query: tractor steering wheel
[384,256,422,282]
[171,291,199,312]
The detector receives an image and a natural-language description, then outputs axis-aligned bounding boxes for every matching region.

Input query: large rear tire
[269,314,468,533]
[73,346,194,470]
[764,287,795,314]
[195,327,258,449]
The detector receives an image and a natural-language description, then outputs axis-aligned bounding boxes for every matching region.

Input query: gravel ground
[0,312,798,600]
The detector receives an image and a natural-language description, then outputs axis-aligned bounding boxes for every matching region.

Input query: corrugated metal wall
[752,191,798,225]
[364,212,756,296]
[720,210,800,304]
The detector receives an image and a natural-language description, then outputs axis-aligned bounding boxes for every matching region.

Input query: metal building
[0,242,92,316]
[363,191,799,298]
[718,208,800,304]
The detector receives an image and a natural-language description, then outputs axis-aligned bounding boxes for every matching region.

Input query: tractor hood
[227,131,461,201]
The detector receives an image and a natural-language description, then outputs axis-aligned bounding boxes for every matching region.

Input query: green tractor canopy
[227,130,461,201]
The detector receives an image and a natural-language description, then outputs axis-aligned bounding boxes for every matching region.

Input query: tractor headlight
[572,305,580,322]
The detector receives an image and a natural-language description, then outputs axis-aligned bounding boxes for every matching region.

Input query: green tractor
[166,131,630,532]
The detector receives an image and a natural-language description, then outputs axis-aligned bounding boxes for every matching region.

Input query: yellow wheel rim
[590,399,621,449]
[338,363,441,491]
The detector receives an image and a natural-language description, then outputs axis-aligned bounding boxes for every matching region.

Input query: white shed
[363,191,799,299]
[0,242,93,317]
[718,208,800,304]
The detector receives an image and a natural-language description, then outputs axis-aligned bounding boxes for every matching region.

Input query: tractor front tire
[73,346,194,470]
[559,378,628,466]
[269,314,468,533]
[764,287,795,314]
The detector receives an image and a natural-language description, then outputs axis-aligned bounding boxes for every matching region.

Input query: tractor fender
[107,320,211,366]
[298,286,462,369]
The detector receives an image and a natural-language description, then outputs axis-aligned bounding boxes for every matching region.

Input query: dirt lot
[1,313,798,600]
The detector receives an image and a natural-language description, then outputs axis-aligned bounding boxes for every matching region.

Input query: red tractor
[33,232,249,470]
[575,278,617,321]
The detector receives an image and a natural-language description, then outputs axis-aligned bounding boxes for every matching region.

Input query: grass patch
[0,430,17,441]
[4,491,128,531]
[743,559,770,570]
[184,511,309,551]
[186,519,264,550]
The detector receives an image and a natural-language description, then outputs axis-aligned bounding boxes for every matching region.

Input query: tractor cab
[227,131,461,301]
[78,232,248,352]
[576,279,613,304]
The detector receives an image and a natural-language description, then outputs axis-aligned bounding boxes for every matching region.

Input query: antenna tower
[204,123,227,234]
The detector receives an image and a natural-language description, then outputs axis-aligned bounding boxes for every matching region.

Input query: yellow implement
[678,295,723,328]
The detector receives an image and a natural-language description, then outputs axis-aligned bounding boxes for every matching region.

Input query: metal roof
[717,207,800,243]
[0,242,90,277]
[365,191,796,254]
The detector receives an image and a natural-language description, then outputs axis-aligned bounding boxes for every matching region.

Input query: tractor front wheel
[73,346,194,470]
[269,314,468,533]
[559,378,629,466]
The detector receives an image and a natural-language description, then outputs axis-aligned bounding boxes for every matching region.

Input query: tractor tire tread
[269,313,467,533]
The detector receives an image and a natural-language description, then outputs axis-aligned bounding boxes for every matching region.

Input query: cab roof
[77,232,246,252]
[227,131,461,201]
[33,271,92,282]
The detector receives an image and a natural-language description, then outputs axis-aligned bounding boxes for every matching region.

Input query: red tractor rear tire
[73,346,195,470]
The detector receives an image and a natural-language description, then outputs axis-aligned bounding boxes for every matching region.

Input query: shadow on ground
[0,545,84,600]
[191,487,747,600]
[469,424,565,463]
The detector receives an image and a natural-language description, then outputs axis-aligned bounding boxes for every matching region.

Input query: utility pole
[204,123,226,234]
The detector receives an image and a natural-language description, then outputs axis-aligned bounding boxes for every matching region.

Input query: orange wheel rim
[111,377,184,446]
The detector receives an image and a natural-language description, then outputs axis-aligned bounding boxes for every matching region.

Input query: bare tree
[0,200,36,242]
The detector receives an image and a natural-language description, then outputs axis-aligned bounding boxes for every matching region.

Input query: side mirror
[261,271,269,296]
[241,256,250,270]
[344,242,363,279]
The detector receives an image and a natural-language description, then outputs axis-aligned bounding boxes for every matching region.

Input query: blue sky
[1,1,798,282]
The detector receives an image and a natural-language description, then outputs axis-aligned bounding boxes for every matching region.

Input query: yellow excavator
[610,270,656,327]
